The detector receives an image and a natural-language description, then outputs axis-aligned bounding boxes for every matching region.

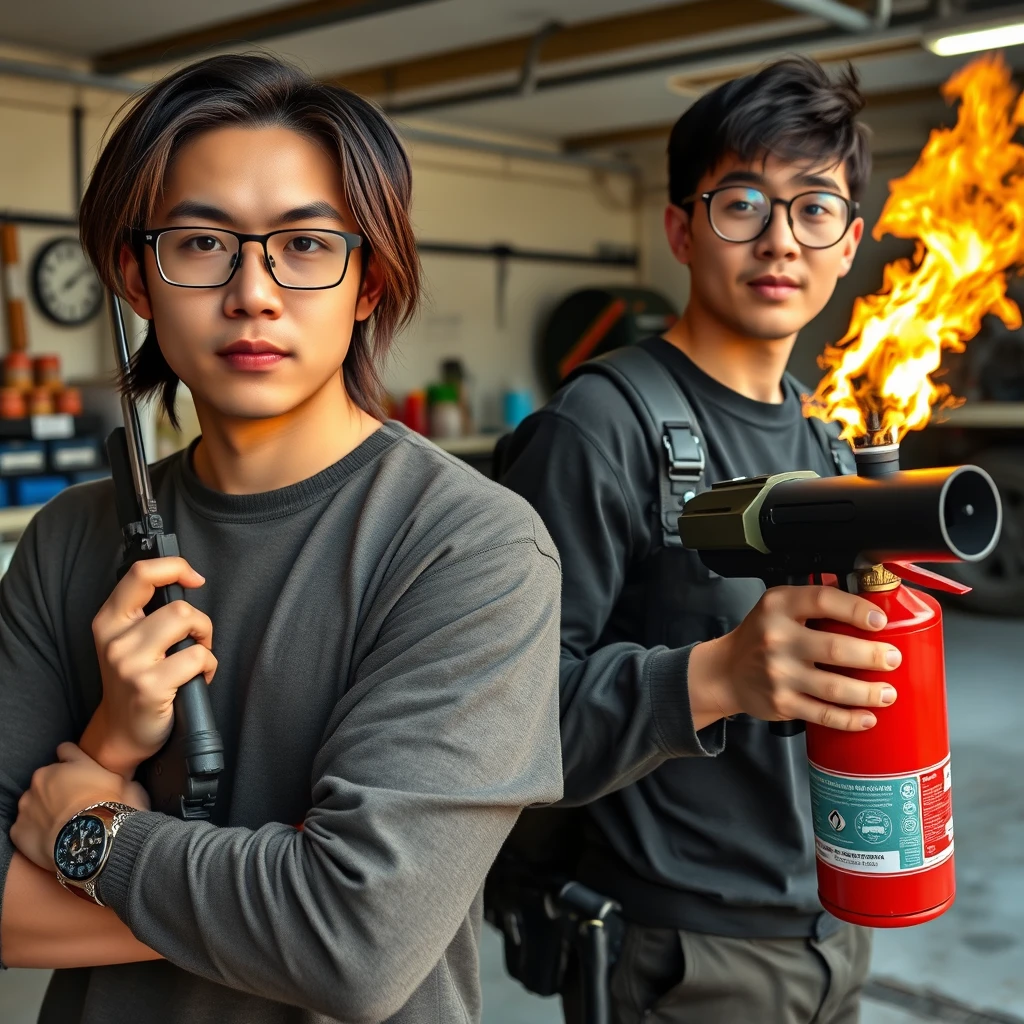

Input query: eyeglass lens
[708,188,849,248]
[154,229,351,288]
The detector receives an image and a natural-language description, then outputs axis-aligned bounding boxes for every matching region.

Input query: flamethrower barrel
[679,465,1002,578]
[761,466,1001,565]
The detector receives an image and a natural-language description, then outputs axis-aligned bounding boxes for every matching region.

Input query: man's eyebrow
[714,170,767,188]
[273,202,346,225]
[794,171,843,191]
[164,200,234,224]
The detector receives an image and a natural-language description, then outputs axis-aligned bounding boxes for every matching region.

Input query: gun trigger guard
[882,561,972,595]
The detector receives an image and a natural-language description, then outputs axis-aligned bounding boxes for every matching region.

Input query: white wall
[0,54,642,433]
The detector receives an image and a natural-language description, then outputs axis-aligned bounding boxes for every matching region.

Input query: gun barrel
[107,291,155,516]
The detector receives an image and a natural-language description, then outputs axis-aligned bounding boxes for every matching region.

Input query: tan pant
[562,922,872,1024]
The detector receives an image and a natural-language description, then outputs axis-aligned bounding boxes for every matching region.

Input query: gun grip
[770,720,806,737]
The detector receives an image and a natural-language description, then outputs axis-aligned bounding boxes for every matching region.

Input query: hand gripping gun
[678,448,1002,927]
[104,292,224,820]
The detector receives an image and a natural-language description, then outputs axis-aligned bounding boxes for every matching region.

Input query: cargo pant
[562,921,872,1024]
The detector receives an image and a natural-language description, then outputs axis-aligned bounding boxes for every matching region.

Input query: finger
[149,643,219,691]
[797,666,898,710]
[770,585,889,631]
[786,694,880,732]
[110,601,215,664]
[799,626,901,672]
[93,558,206,639]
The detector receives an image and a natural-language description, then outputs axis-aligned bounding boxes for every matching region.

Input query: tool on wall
[417,240,637,328]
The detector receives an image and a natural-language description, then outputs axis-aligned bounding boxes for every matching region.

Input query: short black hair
[668,55,871,207]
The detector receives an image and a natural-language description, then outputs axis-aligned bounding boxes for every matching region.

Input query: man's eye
[185,235,223,252]
[286,236,325,254]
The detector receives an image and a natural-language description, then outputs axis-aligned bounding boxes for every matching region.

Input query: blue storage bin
[0,478,8,508]
[0,440,46,477]
[12,475,69,506]
[49,437,101,473]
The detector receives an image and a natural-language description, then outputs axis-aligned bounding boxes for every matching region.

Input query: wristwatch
[54,802,138,906]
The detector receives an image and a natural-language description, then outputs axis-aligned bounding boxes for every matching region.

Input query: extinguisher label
[808,756,953,875]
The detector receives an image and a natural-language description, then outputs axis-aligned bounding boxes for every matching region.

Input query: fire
[806,53,1024,443]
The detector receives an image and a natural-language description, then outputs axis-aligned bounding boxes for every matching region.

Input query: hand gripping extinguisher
[678,442,1002,927]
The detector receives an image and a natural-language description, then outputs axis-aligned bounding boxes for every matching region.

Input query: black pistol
[104,291,224,819]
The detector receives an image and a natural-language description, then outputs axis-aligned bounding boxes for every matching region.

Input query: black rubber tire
[940,449,1024,616]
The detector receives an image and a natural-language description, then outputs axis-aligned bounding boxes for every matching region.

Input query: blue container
[12,475,69,506]
[0,479,8,508]
[0,440,46,477]
[502,389,534,431]
[49,437,101,474]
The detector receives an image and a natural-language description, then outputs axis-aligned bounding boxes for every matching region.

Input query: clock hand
[62,267,91,291]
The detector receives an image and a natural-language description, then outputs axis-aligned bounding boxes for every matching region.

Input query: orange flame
[806,53,1024,443]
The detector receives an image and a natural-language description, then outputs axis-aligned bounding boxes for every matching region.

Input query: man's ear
[836,217,864,279]
[118,244,153,320]
[664,204,695,268]
[354,251,385,323]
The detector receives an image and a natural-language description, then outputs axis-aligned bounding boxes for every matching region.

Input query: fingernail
[885,649,902,667]
[868,610,886,629]
[861,714,876,729]
[881,685,897,705]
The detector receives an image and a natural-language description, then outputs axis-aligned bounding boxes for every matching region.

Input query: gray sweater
[0,422,564,1023]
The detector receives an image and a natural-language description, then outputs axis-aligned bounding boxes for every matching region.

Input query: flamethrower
[679,444,1001,928]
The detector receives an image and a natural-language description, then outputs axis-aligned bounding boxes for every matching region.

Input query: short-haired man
[502,57,901,1023]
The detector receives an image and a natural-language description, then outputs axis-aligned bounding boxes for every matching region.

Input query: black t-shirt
[501,337,841,938]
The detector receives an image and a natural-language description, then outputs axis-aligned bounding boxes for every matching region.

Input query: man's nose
[224,241,284,317]
[755,202,800,259]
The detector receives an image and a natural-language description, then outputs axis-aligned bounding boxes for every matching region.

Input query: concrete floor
[1,608,1020,1024]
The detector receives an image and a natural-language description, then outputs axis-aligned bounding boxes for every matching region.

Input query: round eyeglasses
[682,187,859,250]
[134,227,363,289]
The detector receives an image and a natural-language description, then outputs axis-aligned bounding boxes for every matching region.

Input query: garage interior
[0,1,1022,1022]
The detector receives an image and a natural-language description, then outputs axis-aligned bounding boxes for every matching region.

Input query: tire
[939,448,1024,616]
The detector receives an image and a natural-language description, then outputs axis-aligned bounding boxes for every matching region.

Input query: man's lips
[747,276,801,301]
[217,340,289,370]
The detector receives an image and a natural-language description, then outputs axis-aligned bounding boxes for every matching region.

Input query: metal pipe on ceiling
[0,57,637,176]
[768,0,891,33]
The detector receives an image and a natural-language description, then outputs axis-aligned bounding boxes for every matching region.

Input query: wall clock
[32,237,103,327]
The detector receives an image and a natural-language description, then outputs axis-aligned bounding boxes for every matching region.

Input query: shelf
[0,505,42,536]
[433,434,500,456]
[931,403,1024,429]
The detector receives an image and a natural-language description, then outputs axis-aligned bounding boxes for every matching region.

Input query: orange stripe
[558,298,627,380]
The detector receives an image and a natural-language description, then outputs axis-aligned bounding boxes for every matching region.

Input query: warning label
[808,756,954,875]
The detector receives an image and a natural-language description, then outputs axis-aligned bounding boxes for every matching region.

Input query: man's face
[665,151,863,342]
[121,125,380,421]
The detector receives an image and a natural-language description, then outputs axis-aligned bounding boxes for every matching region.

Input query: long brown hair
[80,53,420,425]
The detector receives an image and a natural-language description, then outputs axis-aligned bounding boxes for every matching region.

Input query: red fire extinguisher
[806,560,969,928]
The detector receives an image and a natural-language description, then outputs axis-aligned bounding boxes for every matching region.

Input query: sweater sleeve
[0,512,79,969]
[500,395,724,807]
[95,535,563,1023]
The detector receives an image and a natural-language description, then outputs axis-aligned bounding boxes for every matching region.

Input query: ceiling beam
[93,0,439,74]
[329,0,796,99]
[563,81,950,152]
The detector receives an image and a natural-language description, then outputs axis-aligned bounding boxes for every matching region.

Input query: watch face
[55,814,108,881]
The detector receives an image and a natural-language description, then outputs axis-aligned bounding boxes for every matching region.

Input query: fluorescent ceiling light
[924,16,1024,57]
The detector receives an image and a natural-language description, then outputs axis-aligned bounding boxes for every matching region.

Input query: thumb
[56,742,89,763]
